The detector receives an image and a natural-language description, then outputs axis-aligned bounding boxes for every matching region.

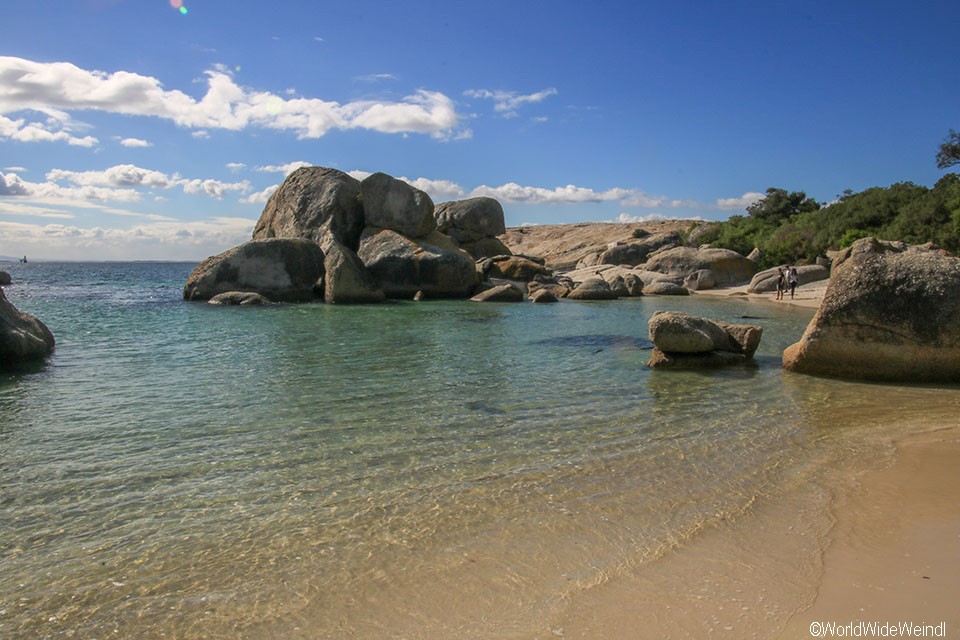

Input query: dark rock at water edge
[567,277,618,300]
[208,291,273,305]
[0,271,11,286]
[470,283,524,302]
[1,287,55,370]
[647,311,762,369]
[184,238,326,303]
[322,239,385,304]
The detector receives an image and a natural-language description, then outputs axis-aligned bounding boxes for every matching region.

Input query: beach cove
[1,261,958,638]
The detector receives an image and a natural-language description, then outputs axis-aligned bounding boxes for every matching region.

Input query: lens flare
[180,6,188,14]
[169,0,182,8]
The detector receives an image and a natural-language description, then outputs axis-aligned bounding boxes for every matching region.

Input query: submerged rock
[783,238,960,382]
[0,288,55,369]
[184,238,325,302]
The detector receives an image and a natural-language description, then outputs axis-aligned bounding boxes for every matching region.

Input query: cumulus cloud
[226,162,246,172]
[2,170,140,201]
[469,182,635,205]
[47,164,176,189]
[463,88,558,118]
[614,212,702,223]
[716,192,764,211]
[256,161,312,175]
[0,113,98,147]
[119,137,151,147]
[0,56,464,140]
[180,178,251,198]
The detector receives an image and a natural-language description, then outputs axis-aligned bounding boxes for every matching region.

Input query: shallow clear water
[1,262,958,638]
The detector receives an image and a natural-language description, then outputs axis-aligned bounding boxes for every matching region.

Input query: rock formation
[1,287,55,370]
[360,172,436,239]
[208,291,273,305]
[643,246,758,287]
[357,228,476,299]
[0,271,11,286]
[252,167,364,249]
[567,277,618,300]
[322,239,386,304]
[484,255,551,281]
[597,231,683,267]
[435,197,511,259]
[184,238,325,302]
[783,238,960,382]
[647,311,762,369]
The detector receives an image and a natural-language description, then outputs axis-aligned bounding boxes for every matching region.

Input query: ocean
[1,261,956,638]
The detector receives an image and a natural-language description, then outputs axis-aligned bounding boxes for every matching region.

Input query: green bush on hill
[707,174,960,268]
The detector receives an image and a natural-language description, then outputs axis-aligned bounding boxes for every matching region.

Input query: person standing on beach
[787,266,799,299]
[775,268,785,300]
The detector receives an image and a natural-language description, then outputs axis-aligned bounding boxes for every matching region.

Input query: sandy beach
[545,281,960,638]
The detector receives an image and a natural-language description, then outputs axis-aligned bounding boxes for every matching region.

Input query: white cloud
[180,178,251,199]
[0,200,75,219]
[4,166,27,172]
[716,192,764,211]
[2,170,140,201]
[256,161,312,175]
[0,113,98,147]
[226,162,246,172]
[47,164,176,189]
[469,182,634,205]
[614,212,702,223]
[464,88,558,118]
[241,184,279,204]
[0,216,257,261]
[192,130,210,139]
[0,56,463,140]
[119,137,152,147]
[354,73,398,83]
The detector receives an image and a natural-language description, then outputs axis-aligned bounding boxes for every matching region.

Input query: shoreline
[694,279,830,310]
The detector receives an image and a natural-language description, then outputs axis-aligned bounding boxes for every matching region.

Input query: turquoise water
[2,262,957,638]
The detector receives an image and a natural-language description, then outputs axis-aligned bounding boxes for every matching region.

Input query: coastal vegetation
[697,173,960,269]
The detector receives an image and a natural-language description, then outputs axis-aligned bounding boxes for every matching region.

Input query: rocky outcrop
[484,255,551,281]
[0,271,11,286]
[527,280,571,300]
[597,231,683,266]
[683,269,717,291]
[322,239,386,304]
[435,197,509,258]
[782,238,960,382]
[567,277,618,300]
[748,264,830,293]
[184,238,325,302]
[357,228,477,299]
[647,311,762,369]
[360,172,435,239]
[1,288,55,369]
[252,167,364,249]
[470,283,524,302]
[644,246,758,286]
[208,291,273,305]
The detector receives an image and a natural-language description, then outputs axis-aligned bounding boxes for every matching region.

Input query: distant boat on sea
[20,256,27,263]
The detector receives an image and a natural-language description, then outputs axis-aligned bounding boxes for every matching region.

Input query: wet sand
[695,280,830,310]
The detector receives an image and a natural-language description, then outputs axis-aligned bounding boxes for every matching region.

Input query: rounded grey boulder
[435,197,506,244]
[184,238,325,303]
[360,173,436,239]
[1,288,55,369]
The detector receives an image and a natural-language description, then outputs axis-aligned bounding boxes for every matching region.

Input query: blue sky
[2,0,958,260]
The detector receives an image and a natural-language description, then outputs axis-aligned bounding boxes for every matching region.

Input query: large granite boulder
[360,173,435,239]
[0,271,11,286]
[322,239,385,304]
[567,277,618,300]
[461,236,512,260]
[642,281,690,296]
[783,238,960,382]
[647,311,762,369]
[597,231,683,266]
[435,197,506,243]
[183,238,325,302]
[357,228,477,299]
[644,246,758,286]
[252,167,364,250]
[683,269,717,291]
[1,288,55,369]
[748,264,830,293]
